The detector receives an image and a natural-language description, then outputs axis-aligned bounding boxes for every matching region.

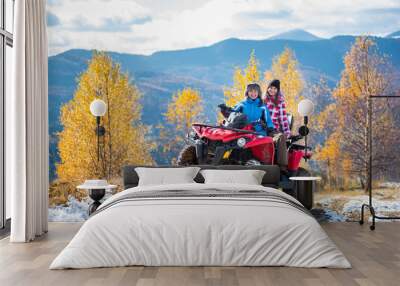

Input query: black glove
[218,103,232,111]
[218,103,233,118]
[218,103,226,108]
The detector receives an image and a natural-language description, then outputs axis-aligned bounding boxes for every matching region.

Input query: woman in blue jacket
[231,83,275,136]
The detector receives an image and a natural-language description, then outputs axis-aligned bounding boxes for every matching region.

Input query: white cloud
[47,0,400,55]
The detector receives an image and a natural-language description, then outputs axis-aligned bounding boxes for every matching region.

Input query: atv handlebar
[289,134,303,143]
[218,103,233,111]
[218,103,233,119]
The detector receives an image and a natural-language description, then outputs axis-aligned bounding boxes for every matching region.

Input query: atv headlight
[237,137,246,148]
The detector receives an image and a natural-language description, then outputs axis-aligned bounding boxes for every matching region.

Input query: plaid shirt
[264,93,291,136]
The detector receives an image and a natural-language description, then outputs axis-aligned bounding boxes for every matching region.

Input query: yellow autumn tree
[223,50,261,108]
[314,132,341,190]
[57,52,154,185]
[264,47,304,116]
[308,77,333,113]
[316,37,397,191]
[161,88,203,163]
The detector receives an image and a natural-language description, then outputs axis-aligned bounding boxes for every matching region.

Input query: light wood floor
[0,222,399,286]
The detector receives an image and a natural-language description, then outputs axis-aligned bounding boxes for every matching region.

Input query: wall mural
[47,1,400,222]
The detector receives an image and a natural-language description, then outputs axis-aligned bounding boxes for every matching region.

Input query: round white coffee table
[289,176,321,210]
[77,180,117,215]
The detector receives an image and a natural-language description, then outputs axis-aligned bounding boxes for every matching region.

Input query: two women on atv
[219,80,290,171]
[222,83,274,136]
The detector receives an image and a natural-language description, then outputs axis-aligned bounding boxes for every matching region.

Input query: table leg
[88,189,105,215]
[296,181,314,210]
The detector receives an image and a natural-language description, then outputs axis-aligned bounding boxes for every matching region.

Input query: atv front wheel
[177,145,198,166]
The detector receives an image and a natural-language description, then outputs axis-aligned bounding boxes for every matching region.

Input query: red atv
[177,109,311,174]
[177,106,314,207]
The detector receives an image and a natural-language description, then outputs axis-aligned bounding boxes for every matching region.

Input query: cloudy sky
[47,0,400,56]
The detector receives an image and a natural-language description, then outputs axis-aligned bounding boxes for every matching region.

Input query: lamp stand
[304,116,308,162]
[96,117,100,161]
[95,116,106,163]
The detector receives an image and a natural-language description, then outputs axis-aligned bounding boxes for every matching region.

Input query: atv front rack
[192,123,263,135]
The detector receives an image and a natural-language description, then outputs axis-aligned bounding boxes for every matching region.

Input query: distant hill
[268,29,322,41]
[386,30,400,39]
[48,35,400,178]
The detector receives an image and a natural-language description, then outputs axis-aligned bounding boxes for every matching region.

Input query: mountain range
[48,30,400,178]
[386,30,400,39]
[268,29,322,41]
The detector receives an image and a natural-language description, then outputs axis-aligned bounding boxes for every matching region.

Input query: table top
[77,184,118,190]
[289,176,321,181]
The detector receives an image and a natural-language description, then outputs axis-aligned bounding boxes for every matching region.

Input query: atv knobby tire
[177,145,198,166]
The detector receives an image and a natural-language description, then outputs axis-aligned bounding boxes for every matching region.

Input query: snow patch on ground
[342,196,400,218]
[316,195,400,222]
[48,193,114,222]
[323,209,346,222]
[379,182,400,189]
[311,208,346,222]
[48,197,89,222]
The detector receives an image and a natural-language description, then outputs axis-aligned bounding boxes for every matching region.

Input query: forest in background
[49,36,400,211]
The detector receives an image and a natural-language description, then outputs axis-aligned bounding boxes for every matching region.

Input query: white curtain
[7,0,49,242]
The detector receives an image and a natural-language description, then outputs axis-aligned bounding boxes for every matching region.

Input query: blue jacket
[232,97,274,136]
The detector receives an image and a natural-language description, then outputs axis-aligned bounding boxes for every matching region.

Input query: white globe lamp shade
[90,99,107,117]
[298,99,314,117]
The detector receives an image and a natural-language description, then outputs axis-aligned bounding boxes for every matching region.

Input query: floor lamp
[86,99,107,215]
[298,99,315,162]
[359,93,400,230]
[90,99,107,162]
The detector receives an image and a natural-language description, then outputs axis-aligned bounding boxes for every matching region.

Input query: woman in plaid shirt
[264,79,290,171]
[264,79,291,137]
